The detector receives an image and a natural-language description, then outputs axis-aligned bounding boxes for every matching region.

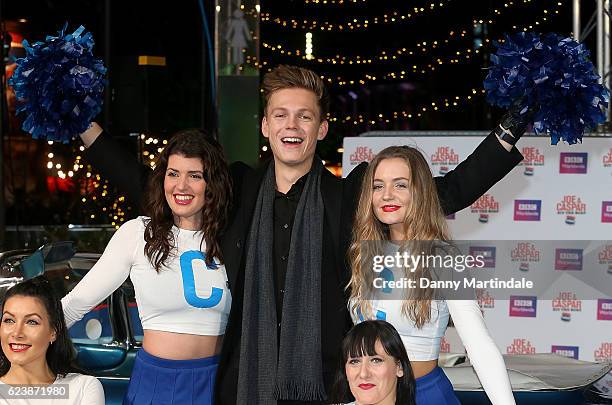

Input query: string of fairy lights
[263,0,539,31]
[44,141,128,228]
[44,135,167,228]
[140,134,169,170]
[303,0,369,5]
[42,132,173,228]
[260,0,562,69]
[261,1,453,31]
[258,0,564,91]
[326,88,486,125]
[261,29,471,65]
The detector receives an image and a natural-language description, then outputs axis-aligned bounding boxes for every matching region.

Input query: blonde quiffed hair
[262,65,330,119]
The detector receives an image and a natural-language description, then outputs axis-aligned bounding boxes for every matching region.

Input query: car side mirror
[20,241,76,280]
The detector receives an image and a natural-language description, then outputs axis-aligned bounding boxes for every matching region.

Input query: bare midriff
[411,359,438,378]
[143,330,223,360]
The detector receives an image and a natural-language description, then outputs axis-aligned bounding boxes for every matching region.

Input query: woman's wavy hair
[0,277,77,378]
[347,146,450,327]
[143,129,232,271]
[332,320,416,404]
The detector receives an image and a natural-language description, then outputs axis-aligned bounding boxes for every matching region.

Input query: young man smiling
[79,65,525,404]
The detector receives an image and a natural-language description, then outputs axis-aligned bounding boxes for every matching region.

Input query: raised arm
[61,219,140,328]
[434,106,530,215]
[447,300,516,405]
[79,123,150,210]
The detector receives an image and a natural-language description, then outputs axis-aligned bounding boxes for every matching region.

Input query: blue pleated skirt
[415,367,461,405]
[123,349,219,405]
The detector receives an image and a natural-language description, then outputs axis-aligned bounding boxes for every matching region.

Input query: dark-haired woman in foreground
[0,277,104,404]
[61,129,233,404]
[333,320,416,405]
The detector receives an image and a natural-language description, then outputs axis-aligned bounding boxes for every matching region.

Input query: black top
[273,175,307,322]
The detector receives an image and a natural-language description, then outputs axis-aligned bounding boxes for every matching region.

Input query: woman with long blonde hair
[347,146,515,405]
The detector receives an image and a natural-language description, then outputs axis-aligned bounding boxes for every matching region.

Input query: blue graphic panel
[69,304,112,344]
[180,250,223,308]
[380,267,394,294]
[375,310,387,321]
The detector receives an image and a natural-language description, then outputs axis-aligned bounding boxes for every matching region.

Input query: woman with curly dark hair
[61,129,233,404]
[0,277,104,404]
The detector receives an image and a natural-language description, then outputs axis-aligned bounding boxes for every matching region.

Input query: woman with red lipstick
[61,129,233,404]
[347,146,515,405]
[0,277,104,404]
[332,320,416,405]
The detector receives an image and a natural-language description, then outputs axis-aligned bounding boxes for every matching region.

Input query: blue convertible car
[0,242,610,405]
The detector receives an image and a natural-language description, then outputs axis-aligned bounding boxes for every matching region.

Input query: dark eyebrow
[373,177,410,182]
[2,311,41,318]
[271,107,315,115]
[166,167,204,174]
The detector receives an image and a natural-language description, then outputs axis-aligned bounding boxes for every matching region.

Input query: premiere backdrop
[342,134,612,364]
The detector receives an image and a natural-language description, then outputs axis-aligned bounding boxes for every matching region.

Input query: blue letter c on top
[180,250,223,308]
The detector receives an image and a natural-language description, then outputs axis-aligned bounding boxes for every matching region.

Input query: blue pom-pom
[8,24,107,143]
[484,32,609,145]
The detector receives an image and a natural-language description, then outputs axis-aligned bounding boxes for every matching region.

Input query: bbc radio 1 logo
[469,246,496,268]
[507,338,536,354]
[595,342,612,362]
[509,295,537,317]
[556,195,586,225]
[551,345,579,360]
[559,152,588,174]
[511,242,541,272]
[431,146,459,175]
[514,200,541,221]
[603,148,612,167]
[599,244,612,276]
[349,146,375,166]
[519,147,545,176]
[602,201,612,223]
[470,194,499,223]
[555,248,583,271]
[597,299,612,321]
[476,289,495,309]
[552,292,582,322]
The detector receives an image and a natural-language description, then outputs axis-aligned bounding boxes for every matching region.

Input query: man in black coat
[80,65,525,404]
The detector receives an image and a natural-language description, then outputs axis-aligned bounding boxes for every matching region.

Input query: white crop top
[350,298,515,404]
[62,217,231,336]
[351,298,450,361]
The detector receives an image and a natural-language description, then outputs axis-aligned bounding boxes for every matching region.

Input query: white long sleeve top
[61,217,231,336]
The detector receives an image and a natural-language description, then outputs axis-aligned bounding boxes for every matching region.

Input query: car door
[45,255,143,404]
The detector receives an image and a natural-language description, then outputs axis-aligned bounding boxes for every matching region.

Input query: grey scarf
[237,159,326,404]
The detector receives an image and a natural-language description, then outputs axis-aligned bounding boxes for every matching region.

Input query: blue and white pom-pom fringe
[8,24,107,143]
[484,32,609,145]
